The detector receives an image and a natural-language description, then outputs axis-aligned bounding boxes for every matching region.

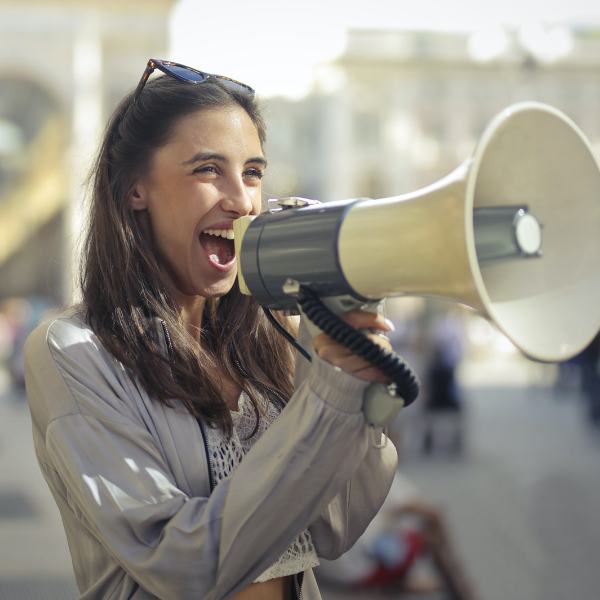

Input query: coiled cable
[297,286,420,406]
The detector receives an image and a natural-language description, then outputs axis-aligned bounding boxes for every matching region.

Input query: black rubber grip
[297,287,420,405]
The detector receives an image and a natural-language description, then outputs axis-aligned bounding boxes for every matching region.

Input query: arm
[26,316,380,600]
[308,440,397,560]
[293,316,399,559]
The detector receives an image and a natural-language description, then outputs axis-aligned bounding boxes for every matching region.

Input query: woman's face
[133,106,264,301]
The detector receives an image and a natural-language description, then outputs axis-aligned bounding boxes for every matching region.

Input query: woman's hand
[313,310,394,382]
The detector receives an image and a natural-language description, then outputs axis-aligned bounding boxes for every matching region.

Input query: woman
[24,60,398,600]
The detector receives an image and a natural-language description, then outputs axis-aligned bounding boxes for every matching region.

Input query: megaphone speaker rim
[465,102,600,362]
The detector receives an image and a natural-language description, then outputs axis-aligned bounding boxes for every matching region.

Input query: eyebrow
[182,152,224,166]
[248,156,268,167]
[182,152,268,167]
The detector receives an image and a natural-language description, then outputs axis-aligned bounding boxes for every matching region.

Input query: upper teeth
[203,229,235,240]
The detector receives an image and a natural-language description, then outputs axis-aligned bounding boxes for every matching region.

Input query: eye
[244,168,264,179]
[194,165,217,175]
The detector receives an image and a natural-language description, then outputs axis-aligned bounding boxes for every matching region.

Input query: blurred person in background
[421,309,465,455]
[0,300,15,390]
[384,298,425,454]
[23,60,399,600]
[554,330,600,424]
[572,332,600,425]
[385,303,466,457]
[316,472,480,600]
[0,297,33,398]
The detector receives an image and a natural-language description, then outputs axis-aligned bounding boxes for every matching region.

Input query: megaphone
[233,102,600,364]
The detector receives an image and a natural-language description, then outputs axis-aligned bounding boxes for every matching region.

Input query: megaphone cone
[235,102,600,363]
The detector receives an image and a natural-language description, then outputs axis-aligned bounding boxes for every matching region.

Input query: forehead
[165,106,262,158]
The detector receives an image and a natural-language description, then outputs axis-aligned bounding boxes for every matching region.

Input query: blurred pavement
[393,386,600,600]
[0,392,78,598]
[1,386,600,599]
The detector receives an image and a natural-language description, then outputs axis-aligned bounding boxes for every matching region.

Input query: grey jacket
[24,308,397,600]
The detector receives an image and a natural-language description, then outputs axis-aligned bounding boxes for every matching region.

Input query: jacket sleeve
[293,318,398,560]
[25,316,393,600]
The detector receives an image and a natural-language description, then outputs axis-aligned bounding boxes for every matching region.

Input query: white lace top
[205,391,320,583]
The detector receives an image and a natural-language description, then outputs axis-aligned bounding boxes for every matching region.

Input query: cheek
[150,203,196,258]
[151,187,212,240]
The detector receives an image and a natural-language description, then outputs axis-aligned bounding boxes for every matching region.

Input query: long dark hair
[81,75,296,434]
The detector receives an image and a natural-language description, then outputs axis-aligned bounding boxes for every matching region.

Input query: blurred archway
[0,77,66,304]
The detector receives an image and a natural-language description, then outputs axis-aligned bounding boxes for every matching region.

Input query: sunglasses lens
[221,79,253,93]
[218,79,253,94]
[164,64,207,82]
[148,61,254,95]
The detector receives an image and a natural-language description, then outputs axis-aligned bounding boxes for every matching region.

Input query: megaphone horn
[234,102,600,363]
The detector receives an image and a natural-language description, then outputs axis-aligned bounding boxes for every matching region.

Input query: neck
[172,290,207,344]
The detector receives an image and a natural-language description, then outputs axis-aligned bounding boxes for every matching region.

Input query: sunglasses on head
[133,58,255,102]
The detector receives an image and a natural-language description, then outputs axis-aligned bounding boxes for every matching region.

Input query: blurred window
[354,111,380,147]
[0,78,56,195]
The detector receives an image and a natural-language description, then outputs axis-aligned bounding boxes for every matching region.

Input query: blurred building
[263,26,600,386]
[0,0,175,306]
[265,27,600,202]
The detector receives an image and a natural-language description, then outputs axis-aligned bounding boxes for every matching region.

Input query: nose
[219,176,256,217]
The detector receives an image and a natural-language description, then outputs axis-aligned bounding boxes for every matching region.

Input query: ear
[131,182,149,211]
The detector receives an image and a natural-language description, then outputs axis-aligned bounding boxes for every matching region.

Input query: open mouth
[199,228,235,266]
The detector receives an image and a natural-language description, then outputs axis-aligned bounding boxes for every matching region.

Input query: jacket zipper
[197,418,216,493]
[160,320,174,367]
[291,571,304,600]
[160,320,216,494]
[229,342,286,413]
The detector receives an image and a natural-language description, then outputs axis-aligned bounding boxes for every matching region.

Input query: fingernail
[384,318,396,332]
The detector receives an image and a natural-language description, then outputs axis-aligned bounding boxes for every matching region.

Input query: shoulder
[25,307,109,373]
[25,307,93,353]
[24,307,139,426]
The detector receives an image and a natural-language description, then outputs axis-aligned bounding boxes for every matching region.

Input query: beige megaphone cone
[235,102,600,363]
[338,102,600,362]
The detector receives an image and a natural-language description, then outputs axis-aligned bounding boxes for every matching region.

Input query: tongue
[199,233,233,265]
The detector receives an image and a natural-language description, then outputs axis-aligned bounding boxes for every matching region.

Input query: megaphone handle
[297,287,420,416]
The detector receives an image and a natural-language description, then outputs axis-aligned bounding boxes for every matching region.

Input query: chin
[197,276,237,300]
[166,269,236,302]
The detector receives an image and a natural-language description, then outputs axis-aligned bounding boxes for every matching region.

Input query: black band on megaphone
[297,286,420,406]
[240,199,364,310]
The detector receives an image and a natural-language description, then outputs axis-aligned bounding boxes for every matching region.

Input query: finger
[366,333,393,353]
[352,365,393,382]
[315,333,394,382]
[316,345,392,382]
[313,332,354,357]
[314,333,390,357]
[314,337,357,367]
[316,343,370,371]
[337,353,393,381]
[339,310,394,332]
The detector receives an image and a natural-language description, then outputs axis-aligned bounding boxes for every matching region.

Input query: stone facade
[264,28,600,204]
[0,0,176,303]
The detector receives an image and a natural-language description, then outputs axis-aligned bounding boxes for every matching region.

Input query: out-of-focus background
[1,0,600,598]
